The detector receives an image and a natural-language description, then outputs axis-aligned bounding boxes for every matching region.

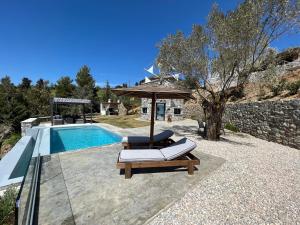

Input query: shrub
[0,187,18,225]
[2,133,21,146]
[231,88,245,99]
[286,80,300,95]
[270,79,287,96]
[224,123,239,132]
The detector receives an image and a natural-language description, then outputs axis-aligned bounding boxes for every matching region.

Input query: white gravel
[148,131,300,225]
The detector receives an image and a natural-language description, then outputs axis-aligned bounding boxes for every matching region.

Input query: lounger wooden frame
[122,138,175,149]
[116,153,200,179]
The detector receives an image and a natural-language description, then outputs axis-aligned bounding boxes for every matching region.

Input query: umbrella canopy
[112,85,193,99]
[112,84,194,147]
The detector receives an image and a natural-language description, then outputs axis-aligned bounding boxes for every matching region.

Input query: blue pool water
[50,126,122,153]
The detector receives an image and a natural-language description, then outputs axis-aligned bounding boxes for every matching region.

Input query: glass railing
[15,128,42,225]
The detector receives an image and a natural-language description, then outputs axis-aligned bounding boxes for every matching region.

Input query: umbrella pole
[150,93,156,148]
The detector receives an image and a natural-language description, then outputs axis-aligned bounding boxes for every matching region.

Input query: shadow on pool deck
[38,143,225,225]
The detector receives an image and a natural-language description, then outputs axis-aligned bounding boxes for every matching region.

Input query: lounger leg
[123,143,128,149]
[125,163,132,179]
[187,162,194,175]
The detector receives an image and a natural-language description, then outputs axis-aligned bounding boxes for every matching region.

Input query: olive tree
[157,0,299,140]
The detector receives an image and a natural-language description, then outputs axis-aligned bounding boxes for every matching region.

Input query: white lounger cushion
[122,130,174,144]
[119,150,165,162]
[160,138,197,160]
[119,138,197,163]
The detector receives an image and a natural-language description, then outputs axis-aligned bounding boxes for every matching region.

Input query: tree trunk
[205,101,225,141]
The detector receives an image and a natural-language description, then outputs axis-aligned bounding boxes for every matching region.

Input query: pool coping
[0,123,125,188]
[0,136,33,188]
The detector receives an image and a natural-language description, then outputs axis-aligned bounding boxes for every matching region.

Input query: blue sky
[0,0,299,87]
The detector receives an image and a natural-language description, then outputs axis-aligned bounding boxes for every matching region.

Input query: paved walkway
[148,120,300,225]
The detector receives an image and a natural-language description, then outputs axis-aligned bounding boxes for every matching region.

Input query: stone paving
[38,121,224,225]
[38,119,300,224]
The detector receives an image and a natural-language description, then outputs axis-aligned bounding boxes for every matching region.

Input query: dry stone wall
[223,100,300,149]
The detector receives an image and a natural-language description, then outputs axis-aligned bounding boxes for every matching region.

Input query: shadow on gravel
[224,131,248,138]
[163,125,199,137]
[159,124,253,147]
[220,137,255,147]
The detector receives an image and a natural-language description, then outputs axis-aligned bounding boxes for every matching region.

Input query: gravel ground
[148,131,300,225]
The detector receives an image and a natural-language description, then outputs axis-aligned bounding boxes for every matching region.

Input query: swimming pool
[50,126,122,153]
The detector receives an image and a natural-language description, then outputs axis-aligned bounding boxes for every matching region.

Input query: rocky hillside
[184,48,300,120]
[230,68,300,103]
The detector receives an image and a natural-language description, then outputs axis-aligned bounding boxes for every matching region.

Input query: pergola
[112,85,194,147]
[50,97,93,125]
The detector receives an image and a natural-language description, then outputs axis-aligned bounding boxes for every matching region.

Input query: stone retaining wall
[223,100,300,149]
[183,99,204,119]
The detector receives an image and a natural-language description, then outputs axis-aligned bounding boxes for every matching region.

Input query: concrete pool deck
[39,144,224,225]
[37,119,300,224]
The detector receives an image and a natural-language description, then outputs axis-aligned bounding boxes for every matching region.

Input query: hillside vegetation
[229,68,300,103]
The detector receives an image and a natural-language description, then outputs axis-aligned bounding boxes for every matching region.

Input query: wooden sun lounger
[116,152,200,179]
[117,138,200,179]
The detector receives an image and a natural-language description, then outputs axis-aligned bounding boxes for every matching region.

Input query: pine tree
[55,76,75,98]
[75,65,96,100]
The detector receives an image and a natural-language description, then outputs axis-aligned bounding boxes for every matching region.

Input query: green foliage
[0,76,30,131]
[53,76,77,116]
[97,81,117,102]
[55,76,75,98]
[27,81,52,116]
[0,64,106,133]
[270,79,287,96]
[286,80,300,95]
[76,65,96,99]
[224,123,239,132]
[120,96,140,112]
[97,80,139,112]
[157,0,299,140]
[36,79,48,90]
[2,133,21,146]
[231,88,245,101]
[0,187,18,225]
[19,77,32,90]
